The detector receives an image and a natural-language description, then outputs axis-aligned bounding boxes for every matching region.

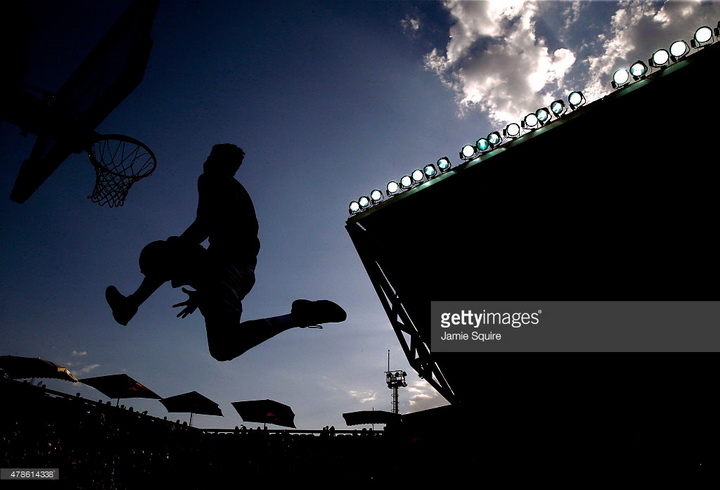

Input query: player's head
[204,143,245,176]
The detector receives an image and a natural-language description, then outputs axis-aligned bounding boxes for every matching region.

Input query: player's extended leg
[204,300,347,362]
[106,238,204,326]
[106,277,165,326]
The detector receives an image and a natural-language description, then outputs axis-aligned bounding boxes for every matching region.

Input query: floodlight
[423,164,437,179]
[535,107,551,125]
[487,131,502,146]
[476,138,491,152]
[400,175,413,189]
[370,189,383,203]
[522,113,539,130]
[612,68,631,88]
[629,61,648,79]
[503,122,521,139]
[349,201,361,214]
[550,99,566,117]
[670,40,690,60]
[568,91,586,109]
[650,48,670,67]
[691,25,714,47]
[437,157,452,172]
[387,180,400,195]
[358,196,371,208]
[411,169,424,183]
[460,144,476,159]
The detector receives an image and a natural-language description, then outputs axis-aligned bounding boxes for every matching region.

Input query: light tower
[385,350,407,414]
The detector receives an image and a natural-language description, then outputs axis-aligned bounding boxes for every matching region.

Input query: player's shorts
[200,260,255,321]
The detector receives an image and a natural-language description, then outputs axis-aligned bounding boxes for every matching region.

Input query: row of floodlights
[350,89,587,215]
[348,156,453,215]
[459,91,586,161]
[349,24,717,217]
[611,23,718,89]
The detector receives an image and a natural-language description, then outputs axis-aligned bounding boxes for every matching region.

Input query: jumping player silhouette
[105,143,346,361]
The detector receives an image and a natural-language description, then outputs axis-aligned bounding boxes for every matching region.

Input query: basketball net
[87,134,157,207]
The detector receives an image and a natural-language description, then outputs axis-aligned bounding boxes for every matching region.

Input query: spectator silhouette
[106,144,346,361]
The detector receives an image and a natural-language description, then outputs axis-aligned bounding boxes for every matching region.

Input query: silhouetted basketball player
[105,144,346,361]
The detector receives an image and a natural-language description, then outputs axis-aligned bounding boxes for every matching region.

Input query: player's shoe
[105,286,138,326]
[291,299,347,328]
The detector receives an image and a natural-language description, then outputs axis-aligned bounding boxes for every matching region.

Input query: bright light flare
[670,40,689,60]
[460,145,475,159]
[650,48,670,67]
[568,91,586,109]
[612,68,630,88]
[693,26,713,47]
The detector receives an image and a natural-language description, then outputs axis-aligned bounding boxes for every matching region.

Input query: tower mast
[385,350,407,414]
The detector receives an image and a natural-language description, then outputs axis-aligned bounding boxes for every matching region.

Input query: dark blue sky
[3,1,719,429]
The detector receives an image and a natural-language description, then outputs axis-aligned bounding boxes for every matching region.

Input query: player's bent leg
[105,286,138,326]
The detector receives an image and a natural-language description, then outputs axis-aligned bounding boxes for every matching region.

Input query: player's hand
[173,288,200,318]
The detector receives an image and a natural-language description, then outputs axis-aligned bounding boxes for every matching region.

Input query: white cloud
[584,1,720,102]
[424,0,576,125]
[64,350,98,376]
[423,0,720,125]
[403,379,448,413]
[76,363,100,375]
[562,1,584,32]
[401,14,421,36]
[348,390,378,404]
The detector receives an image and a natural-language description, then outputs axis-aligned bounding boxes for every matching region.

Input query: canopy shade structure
[232,399,296,428]
[0,355,77,383]
[81,373,161,405]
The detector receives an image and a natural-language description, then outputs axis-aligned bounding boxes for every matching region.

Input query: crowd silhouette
[1,377,414,488]
[4,375,720,486]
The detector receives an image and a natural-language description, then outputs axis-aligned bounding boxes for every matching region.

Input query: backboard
[4,0,159,204]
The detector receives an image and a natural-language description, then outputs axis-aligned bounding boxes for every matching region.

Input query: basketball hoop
[87,134,157,207]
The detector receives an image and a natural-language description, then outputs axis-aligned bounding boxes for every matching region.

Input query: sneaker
[291,299,347,328]
[105,286,138,326]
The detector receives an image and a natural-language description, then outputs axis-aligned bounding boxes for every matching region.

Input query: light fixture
[535,107,551,125]
[650,48,670,67]
[612,68,631,88]
[522,113,539,130]
[387,180,400,195]
[629,60,648,79]
[370,189,383,203]
[437,157,452,172]
[691,25,714,48]
[669,40,690,60]
[476,138,491,152]
[550,99,566,117]
[411,169,425,184]
[358,196,371,209]
[349,201,361,214]
[568,91,586,109]
[503,122,522,139]
[460,144,476,160]
[487,131,502,146]
[423,164,437,179]
[400,175,413,189]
